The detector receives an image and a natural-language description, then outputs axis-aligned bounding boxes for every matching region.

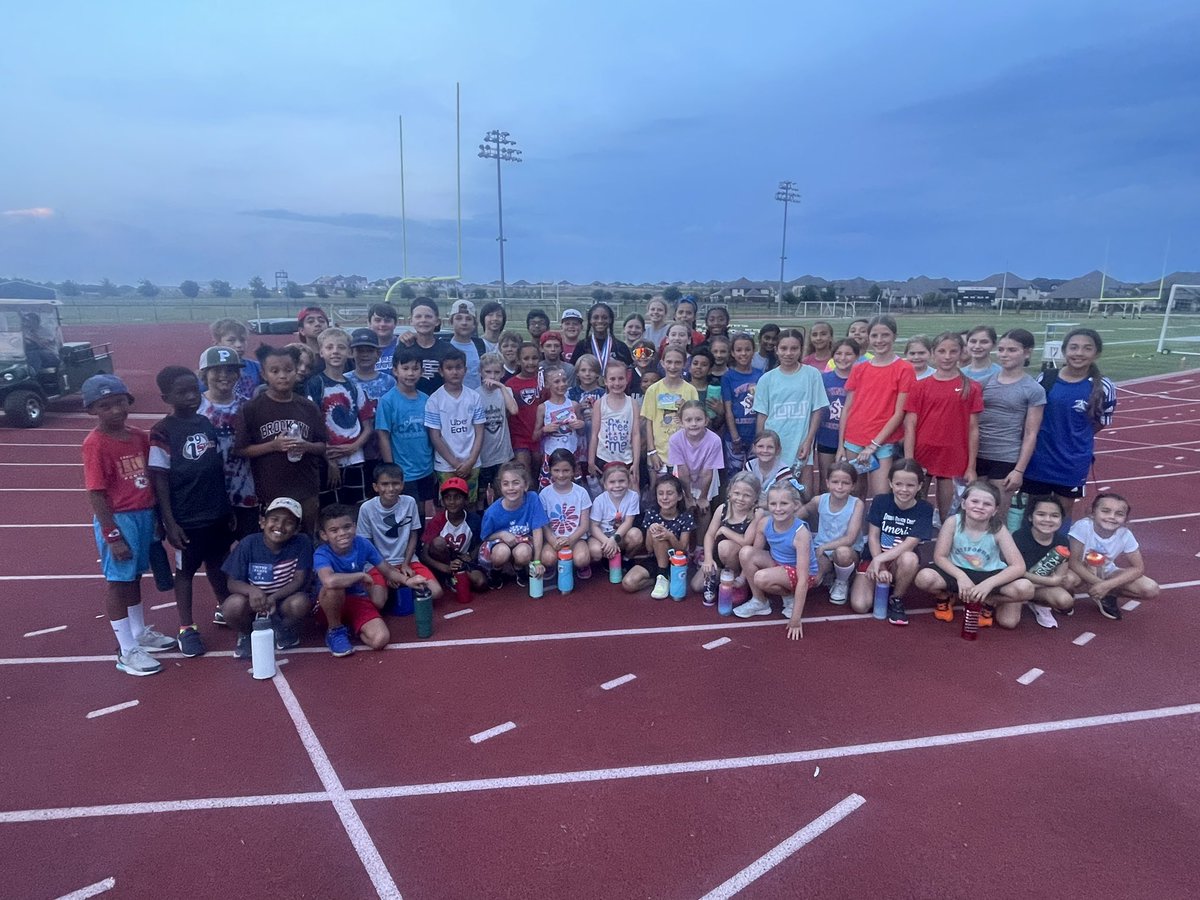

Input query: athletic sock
[127,602,146,638]
[110,617,137,654]
[833,563,855,585]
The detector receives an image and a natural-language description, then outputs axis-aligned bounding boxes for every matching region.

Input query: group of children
[83,298,1158,676]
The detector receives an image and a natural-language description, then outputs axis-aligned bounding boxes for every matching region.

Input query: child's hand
[702,559,717,576]
[327,462,343,488]
[449,557,464,572]
[326,445,349,461]
[400,564,415,579]
[386,569,405,588]
[605,539,619,559]
[1088,580,1112,601]
[360,572,375,588]
[452,461,472,478]
[483,378,502,390]
[110,537,133,562]
[697,498,710,515]
[248,589,271,615]
[786,619,804,640]
[165,522,189,551]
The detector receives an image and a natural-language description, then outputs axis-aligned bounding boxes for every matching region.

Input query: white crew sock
[833,563,855,584]
[127,603,146,638]
[110,618,137,654]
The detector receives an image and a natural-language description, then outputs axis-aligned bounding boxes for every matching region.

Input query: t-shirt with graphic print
[199,395,258,510]
[148,413,230,528]
[222,532,313,593]
[306,372,370,467]
[539,483,592,538]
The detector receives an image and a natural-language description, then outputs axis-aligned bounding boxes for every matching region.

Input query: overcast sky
[2,1,1197,286]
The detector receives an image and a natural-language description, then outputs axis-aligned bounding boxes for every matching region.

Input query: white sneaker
[650,575,670,600]
[829,579,849,605]
[781,600,794,618]
[1029,602,1058,629]
[733,597,772,618]
[137,626,176,652]
[116,647,163,676]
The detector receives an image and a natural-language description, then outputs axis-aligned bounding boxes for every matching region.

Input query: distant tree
[799,284,820,305]
[921,291,944,310]
[471,287,488,299]
[137,279,160,298]
[642,293,652,301]
[315,284,329,299]
[783,288,799,306]
[820,285,838,305]
[868,283,882,303]
[399,283,416,300]
[662,285,682,304]
[59,280,81,297]
[286,280,306,299]
[99,278,119,297]
[210,279,232,298]
[179,280,200,299]
[344,284,359,299]
[249,276,271,299]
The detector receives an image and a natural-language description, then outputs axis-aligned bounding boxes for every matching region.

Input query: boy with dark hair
[346,327,396,491]
[446,299,487,389]
[82,374,176,677]
[356,464,442,600]
[424,348,485,503]
[315,503,405,656]
[420,477,487,592]
[209,318,262,401]
[221,497,313,657]
[296,306,330,360]
[308,327,373,506]
[402,297,449,393]
[526,308,551,342]
[376,348,436,517]
[235,345,327,535]
[367,302,400,373]
[149,365,233,657]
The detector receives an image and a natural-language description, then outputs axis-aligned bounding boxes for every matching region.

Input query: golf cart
[0,299,113,427]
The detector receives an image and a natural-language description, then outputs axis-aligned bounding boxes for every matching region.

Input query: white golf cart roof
[0,299,62,306]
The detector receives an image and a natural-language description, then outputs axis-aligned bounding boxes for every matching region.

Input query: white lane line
[601,673,637,691]
[0,575,104,581]
[246,658,290,675]
[1131,512,1200,524]
[698,794,865,900]
[24,625,68,637]
[5,704,1199,825]
[1121,600,1141,611]
[86,700,139,720]
[150,601,176,611]
[470,721,516,744]
[703,637,732,650]
[0,461,81,467]
[0,442,83,448]
[443,608,474,620]
[1161,579,1200,589]
[0,523,91,528]
[54,877,116,899]
[1016,668,1044,686]
[271,670,401,900]
[0,488,82,492]
[1073,632,1096,646]
[1154,465,1165,469]
[1092,470,1200,485]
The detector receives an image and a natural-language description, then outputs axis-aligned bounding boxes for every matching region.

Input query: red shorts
[316,593,381,636]
[780,565,819,591]
[372,562,436,584]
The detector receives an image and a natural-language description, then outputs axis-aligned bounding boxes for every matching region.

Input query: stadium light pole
[775,181,801,314]
[479,130,522,299]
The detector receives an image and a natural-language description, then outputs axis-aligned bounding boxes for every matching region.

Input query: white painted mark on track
[86,700,139,719]
[698,794,866,900]
[1073,632,1096,646]
[150,601,176,611]
[470,721,517,744]
[246,658,290,675]
[443,608,473,620]
[1121,600,1141,611]
[54,877,116,899]
[703,637,731,650]
[1016,668,1044,685]
[24,625,67,637]
[601,673,637,691]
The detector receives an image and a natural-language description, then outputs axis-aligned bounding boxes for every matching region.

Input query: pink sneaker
[577,564,593,580]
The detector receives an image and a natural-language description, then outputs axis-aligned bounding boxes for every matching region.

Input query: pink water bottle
[961,599,981,641]
[608,551,622,583]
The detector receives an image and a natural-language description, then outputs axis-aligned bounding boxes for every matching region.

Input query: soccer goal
[1155,284,1200,357]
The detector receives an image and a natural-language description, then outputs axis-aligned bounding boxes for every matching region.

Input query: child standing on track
[722,332,761,473]
[903,332,984,520]
[209,318,263,401]
[964,325,1001,381]
[424,349,486,504]
[734,483,816,640]
[915,480,1032,629]
[507,343,545,478]
[477,353,517,508]
[904,335,934,380]
[1068,492,1159,621]
[375,348,436,520]
[346,327,396,490]
[82,374,176,677]
[642,346,698,490]
[801,461,865,605]
[197,346,259,543]
[815,338,857,494]
[669,400,723,536]
[589,359,640,482]
[308,327,373,506]
[149,365,233,658]
[752,327,828,496]
[976,328,1045,519]
[534,366,584,488]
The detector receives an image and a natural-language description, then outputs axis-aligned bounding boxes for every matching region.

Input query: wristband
[104,528,123,544]
[868,440,880,449]
[647,449,659,457]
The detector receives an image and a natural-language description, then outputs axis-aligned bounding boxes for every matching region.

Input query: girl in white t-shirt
[534,366,585,488]
[588,462,644,564]
[1067,492,1159,621]
[539,448,593,576]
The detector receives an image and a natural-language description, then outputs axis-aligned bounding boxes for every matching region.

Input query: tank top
[541,398,578,456]
[949,517,1004,572]
[719,508,752,537]
[763,517,819,574]
[596,393,635,464]
[813,494,865,552]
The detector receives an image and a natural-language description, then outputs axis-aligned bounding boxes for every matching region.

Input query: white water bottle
[285,422,304,463]
[251,616,276,679]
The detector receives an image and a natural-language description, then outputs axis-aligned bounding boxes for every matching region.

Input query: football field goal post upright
[384,82,464,309]
[1156,284,1200,353]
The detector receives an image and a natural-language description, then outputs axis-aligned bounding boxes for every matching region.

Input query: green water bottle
[414,586,433,639]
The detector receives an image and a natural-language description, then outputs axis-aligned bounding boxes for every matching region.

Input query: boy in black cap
[346,327,396,491]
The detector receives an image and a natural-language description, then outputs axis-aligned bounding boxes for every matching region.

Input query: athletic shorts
[373,562,435,584]
[925,563,999,593]
[437,468,479,504]
[402,473,437,505]
[975,457,1018,480]
[777,564,820,591]
[844,440,902,460]
[816,443,839,456]
[176,520,234,575]
[478,465,501,499]
[94,508,156,583]
[1021,476,1084,499]
[316,593,381,636]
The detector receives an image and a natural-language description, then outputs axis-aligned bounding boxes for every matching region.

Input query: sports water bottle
[609,551,623,583]
[251,615,276,679]
[453,571,471,603]
[717,568,736,616]
[414,586,433,639]
[148,540,175,592]
[1006,492,1027,533]
[669,550,687,600]
[285,422,304,463]
[872,581,890,620]
[529,562,544,598]
[557,547,574,593]
[961,599,981,641]
[1030,545,1071,578]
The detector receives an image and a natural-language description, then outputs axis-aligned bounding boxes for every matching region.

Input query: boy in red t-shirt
[82,374,177,677]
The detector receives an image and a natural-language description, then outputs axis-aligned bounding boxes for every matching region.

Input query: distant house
[0,281,56,300]
[724,278,776,301]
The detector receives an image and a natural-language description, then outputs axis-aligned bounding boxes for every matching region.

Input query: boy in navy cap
[346,327,396,491]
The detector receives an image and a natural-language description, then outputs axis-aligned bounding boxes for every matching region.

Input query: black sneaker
[275,623,300,651]
[515,569,529,588]
[486,571,504,591]
[234,633,252,659]
[887,596,909,626]
[213,607,227,627]
[1097,594,1122,620]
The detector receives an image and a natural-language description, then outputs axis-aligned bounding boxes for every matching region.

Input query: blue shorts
[844,440,901,460]
[93,509,156,583]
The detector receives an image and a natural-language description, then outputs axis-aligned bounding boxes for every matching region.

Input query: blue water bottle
[872,581,890,620]
[669,550,687,600]
[529,562,544,599]
[557,547,574,594]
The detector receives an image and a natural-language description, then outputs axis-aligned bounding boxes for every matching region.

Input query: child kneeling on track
[849,458,934,625]
[539,448,594,577]
[1067,492,1159,621]
[695,471,762,603]
[221,497,313,657]
[915,480,1032,629]
[420,478,487,594]
[314,503,407,656]
[622,475,695,599]
[480,462,548,589]
[734,482,817,640]
[1013,495,1080,628]
[800,461,865,605]
[356,464,441,601]
[588,462,644,568]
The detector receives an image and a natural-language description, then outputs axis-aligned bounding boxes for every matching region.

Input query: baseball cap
[297,306,329,324]
[538,330,563,346]
[349,328,379,348]
[198,346,242,370]
[264,497,303,521]
[449,299,476,318]
[82,374,134,409]
[439,477,470,496]
[560,308,583,322]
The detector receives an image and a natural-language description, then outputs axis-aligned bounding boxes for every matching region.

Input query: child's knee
[279,594,310,621]
[539,546,558,568]
[913,568,938,591]
[361,620,390,650]
[895,552,918,574]
[1138,578,1160,599]
[490,544,512,566]
[573,543,591,567]
[832,547,856,566]
[512,543,533,566]
[737,544,756,566]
